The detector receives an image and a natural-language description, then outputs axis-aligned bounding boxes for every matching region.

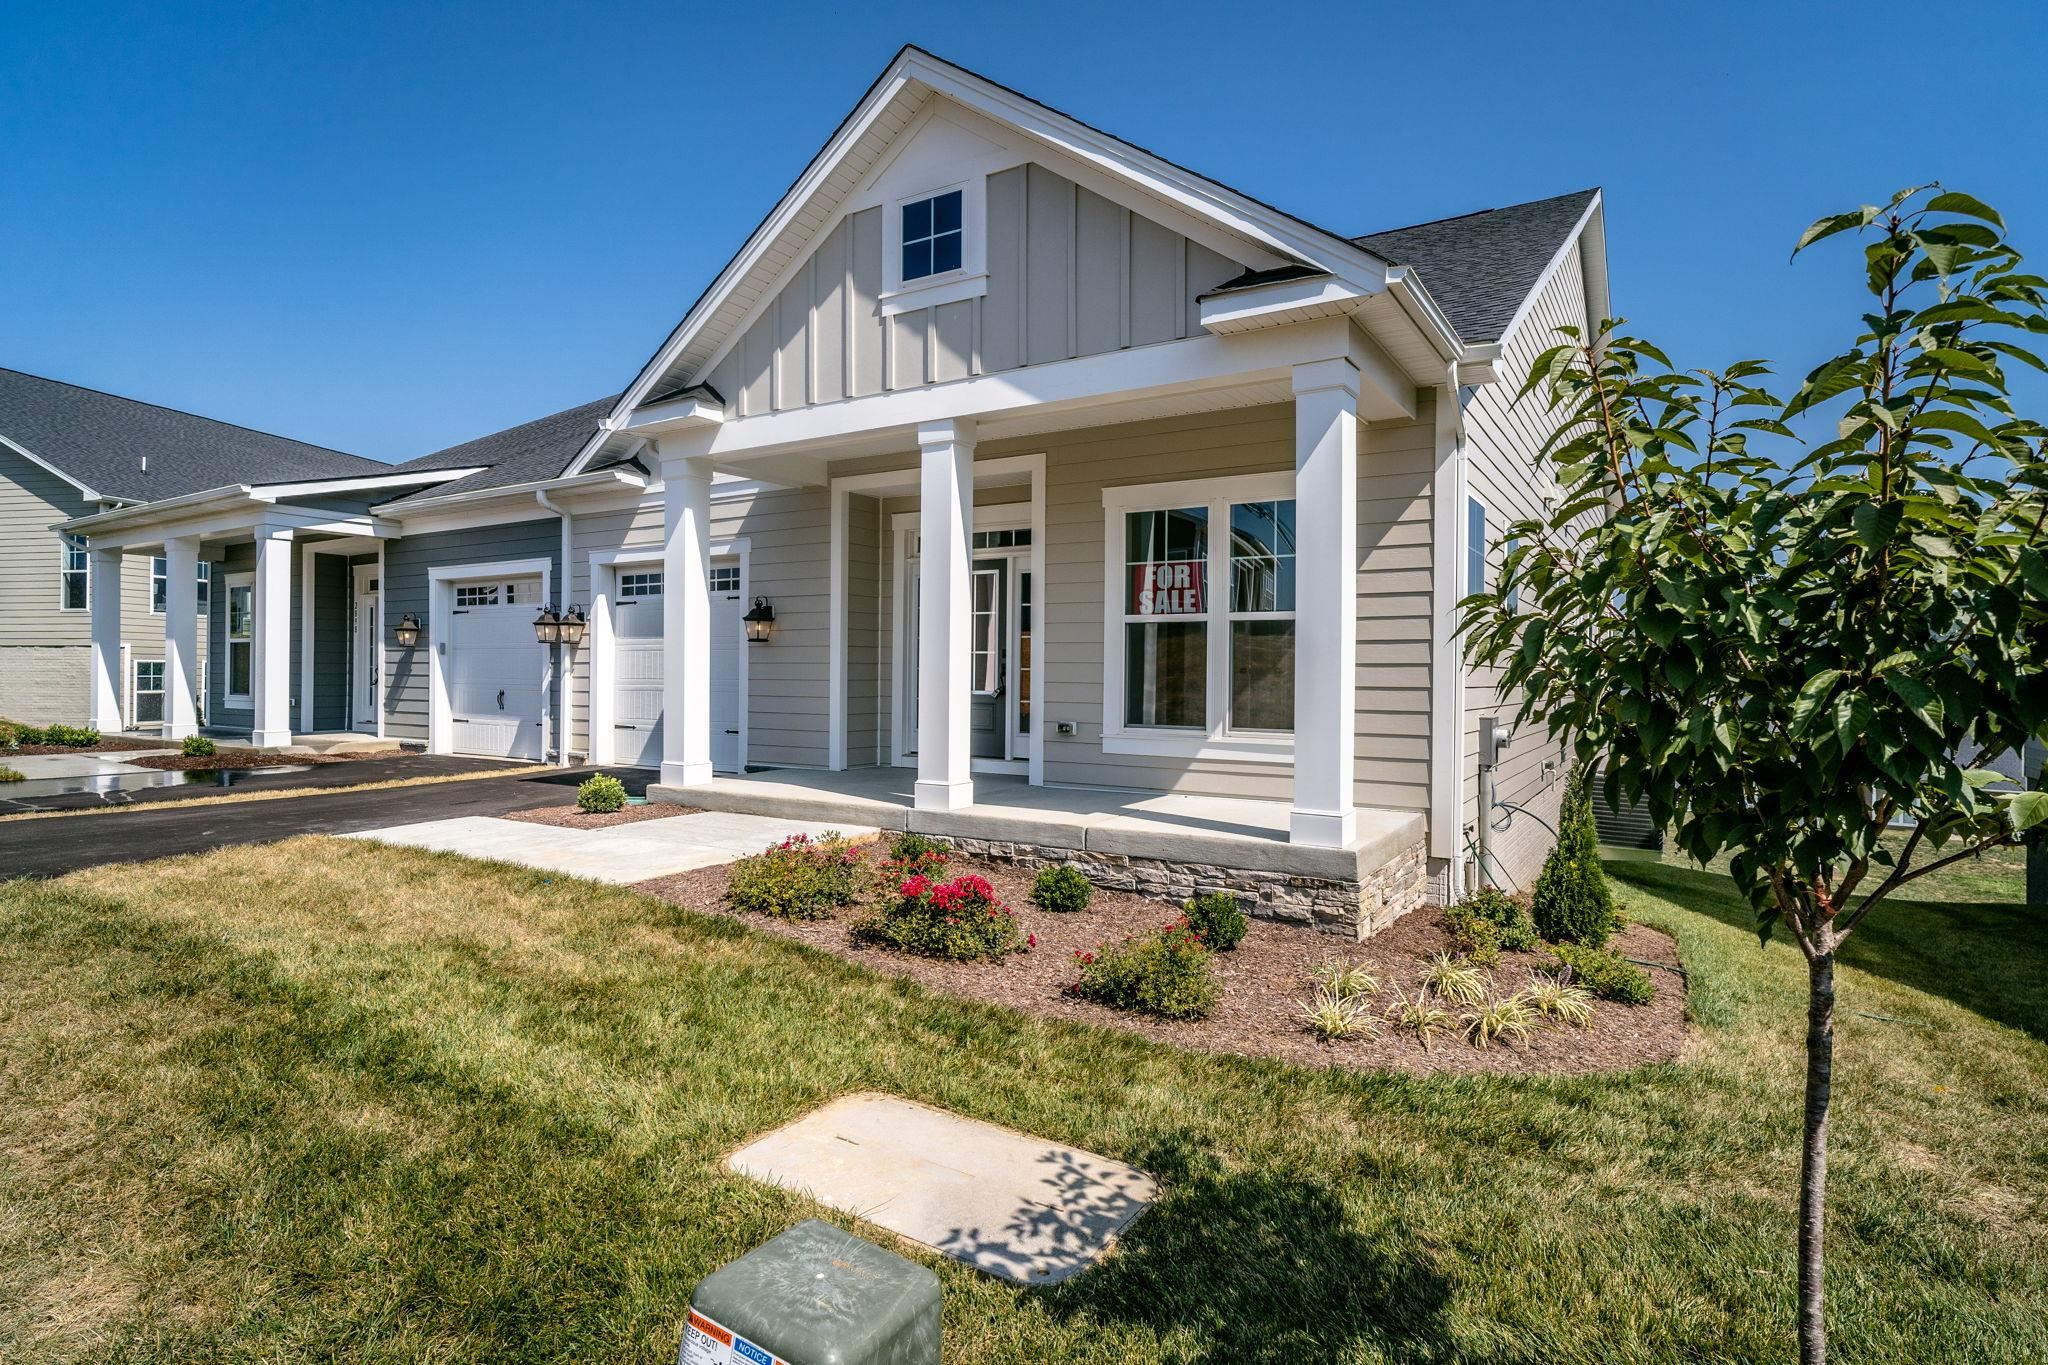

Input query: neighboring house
[55,46,1607,922]
[0,368,389,728]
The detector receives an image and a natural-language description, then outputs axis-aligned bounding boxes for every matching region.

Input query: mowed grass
[0,839,2041,1363]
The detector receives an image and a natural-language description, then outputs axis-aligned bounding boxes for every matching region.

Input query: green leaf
[2011,789,2048,832]
[1925,191,2005,229]
[1794,207,1877,256]
[1852,500,1904,550]
[1791,670,1844,736]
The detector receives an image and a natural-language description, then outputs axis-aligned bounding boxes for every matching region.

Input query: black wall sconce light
[393,613,422,648]
[743,596,775,643]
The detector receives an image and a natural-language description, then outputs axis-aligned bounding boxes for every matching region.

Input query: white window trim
[133,657,165,728]
[149,555,167,615]
[58,533,88,613]
[879,178,988,316]
[223,570,255,708]
[1100,471,1298,763]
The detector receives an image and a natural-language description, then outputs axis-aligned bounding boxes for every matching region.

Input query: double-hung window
[59,534,88,610]
[1105,473,1297,757]
[196,561,211,614]
[225,573,254,705]
[151,556,168,614]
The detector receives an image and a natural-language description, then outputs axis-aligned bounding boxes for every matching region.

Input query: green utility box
[680,1220,940,1365]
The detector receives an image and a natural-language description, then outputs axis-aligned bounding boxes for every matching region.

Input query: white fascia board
[1381,269,1467,365]
[372,469,644,517]
[55,484,258,534]
[628,394,725,431]
[569,48,1397,479]
[0,433,104,502]
[1196,276,1368,332]
[248,467,488,499]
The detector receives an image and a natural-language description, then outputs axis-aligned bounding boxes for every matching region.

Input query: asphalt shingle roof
[1352,189,1599,343]
[0,367,382,503]
[375,395,620,509]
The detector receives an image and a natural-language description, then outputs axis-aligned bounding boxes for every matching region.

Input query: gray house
[45,47,1608,932]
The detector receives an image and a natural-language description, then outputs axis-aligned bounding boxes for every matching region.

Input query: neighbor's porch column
[1290,358,1360,848]
[88,545,124,732]
[659,446,715,787]
[251,524,294,747]
[915,418,975,811]
[161,535,201,740]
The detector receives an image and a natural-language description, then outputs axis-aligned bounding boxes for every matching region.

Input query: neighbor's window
[59,534,88,610]
[196,561,211,613]
[133,659,164,725]
[151,556,167,614]
[225,575,253,702]
[900,189,964,282]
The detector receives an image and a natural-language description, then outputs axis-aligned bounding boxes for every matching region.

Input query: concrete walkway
[342,809,877,883]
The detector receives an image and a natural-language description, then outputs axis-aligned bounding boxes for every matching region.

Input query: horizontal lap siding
[381,520,562,745]
[1357,399,1438,812]
[1461,241,1592,889]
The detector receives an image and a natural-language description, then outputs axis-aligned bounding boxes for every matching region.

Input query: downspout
[537,489,574,768]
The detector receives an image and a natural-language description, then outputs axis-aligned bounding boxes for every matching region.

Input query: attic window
[901,190,964,282]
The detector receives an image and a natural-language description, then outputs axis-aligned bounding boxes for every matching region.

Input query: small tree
[1529,763,1616,944]
[1462,187,2048,1365]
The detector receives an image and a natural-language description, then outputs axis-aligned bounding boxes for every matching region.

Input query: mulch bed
[8,737,169,756]
[634,851,1690,1077]
[502,803,704,831]
[124,749,396,771]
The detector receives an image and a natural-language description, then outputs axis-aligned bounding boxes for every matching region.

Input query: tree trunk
[1799,950,1836,1365]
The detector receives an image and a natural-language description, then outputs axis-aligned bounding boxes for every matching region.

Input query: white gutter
[374,468,644,516]
[536,489,574,768]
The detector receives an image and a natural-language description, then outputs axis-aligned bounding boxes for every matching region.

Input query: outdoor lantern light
[743,596,776,643]
[394,613,422,648]
[533,605,562,646]
[557,604,587,648]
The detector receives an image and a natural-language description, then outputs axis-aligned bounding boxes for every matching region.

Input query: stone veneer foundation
[944,834,1431,940]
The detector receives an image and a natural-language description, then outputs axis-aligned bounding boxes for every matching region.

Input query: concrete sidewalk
[342,810,877,883]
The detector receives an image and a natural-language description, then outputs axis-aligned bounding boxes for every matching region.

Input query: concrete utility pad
[342,810,874,883]
[727,1093,1156,1285]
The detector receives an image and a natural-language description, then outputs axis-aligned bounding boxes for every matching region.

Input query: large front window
[1109,476,1297,748]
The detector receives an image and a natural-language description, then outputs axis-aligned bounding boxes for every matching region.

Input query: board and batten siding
[1460,235,1596,890]
[703,163,1246,416]
[381,520,562,745]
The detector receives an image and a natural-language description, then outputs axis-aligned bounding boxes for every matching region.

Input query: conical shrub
[1530,764,1616,945]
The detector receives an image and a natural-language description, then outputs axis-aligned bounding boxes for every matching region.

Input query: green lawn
[0,839,2041,1363]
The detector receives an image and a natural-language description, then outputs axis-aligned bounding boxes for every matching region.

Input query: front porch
[665,766,1428,937]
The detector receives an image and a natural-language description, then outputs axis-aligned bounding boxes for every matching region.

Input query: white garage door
[610,559,743,772]
[448,576,544,760]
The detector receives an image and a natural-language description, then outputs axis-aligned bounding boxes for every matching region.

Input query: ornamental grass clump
[1070,918,1218,1020]
[1524,972,1596,1028]
[1462,990,1537,1050]
[1422,951,1489,1005]
[1309,958,1380,1000]
[576,772,628,813]
[853,871,1026,960]
[1030,864,1093,912]
[1387,988,1457,1050]
[727,832,869,921]
[1301,985,1379,1041]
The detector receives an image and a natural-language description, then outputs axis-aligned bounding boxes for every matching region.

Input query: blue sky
[3,0,2043,462]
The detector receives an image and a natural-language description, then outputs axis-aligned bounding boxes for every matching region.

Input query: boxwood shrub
[1182,891,1248,951]
[1070,918,1218,1019]
[1030,864,1093,912]
[577,772,628,813]
[1548,941,1655,1005]
[180,735,218,759]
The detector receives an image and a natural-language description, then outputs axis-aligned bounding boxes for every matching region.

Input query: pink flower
[1026,933,1038,949]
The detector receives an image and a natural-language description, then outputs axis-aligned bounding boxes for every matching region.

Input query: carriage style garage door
[610,559,744,771]
[447,576,545,760]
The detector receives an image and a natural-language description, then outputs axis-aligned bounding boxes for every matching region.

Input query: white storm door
[352,566,379,728]
[448,577,544,760]
[709,559,743,773]
[612,569,665,769]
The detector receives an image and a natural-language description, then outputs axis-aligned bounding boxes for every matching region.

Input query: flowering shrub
[1181,891,1248,951]
[889,831,952,863]
[727,832,869,920]
[1069,918,1219,1019]
[853,871,1025,960]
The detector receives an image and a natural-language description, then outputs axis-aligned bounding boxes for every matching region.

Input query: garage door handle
[497,689,505,710]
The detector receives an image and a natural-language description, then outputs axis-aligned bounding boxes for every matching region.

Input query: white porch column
[1290,359,1360,848]
[251,525,294,747]
[914,418,975,812]
[162,535,201,740]
[88,546,124,732]
[659,448,715,787]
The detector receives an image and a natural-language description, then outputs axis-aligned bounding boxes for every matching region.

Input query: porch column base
[660,759,714,788]
[250,728,292,748]
[1290,807,1357,849]
[914,778,976,812]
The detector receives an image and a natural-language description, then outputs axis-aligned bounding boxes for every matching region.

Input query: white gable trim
[568,47,1407,480]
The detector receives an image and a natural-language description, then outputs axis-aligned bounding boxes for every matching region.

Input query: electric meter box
[679,1219,940,1365]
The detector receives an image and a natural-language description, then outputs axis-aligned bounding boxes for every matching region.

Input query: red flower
[1027,933,1038,949]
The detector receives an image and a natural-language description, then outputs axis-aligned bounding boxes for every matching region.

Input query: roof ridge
[1351,187,1600,245]
[0,365,381,466]
[398,393,618,468]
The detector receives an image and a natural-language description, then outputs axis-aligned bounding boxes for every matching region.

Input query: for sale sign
[1130,561,1205,615]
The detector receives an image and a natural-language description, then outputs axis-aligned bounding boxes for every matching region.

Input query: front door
[351,565,378,729]
[968,559,1007,758]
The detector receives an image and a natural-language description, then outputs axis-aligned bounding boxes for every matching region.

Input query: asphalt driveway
[0,767,654,879]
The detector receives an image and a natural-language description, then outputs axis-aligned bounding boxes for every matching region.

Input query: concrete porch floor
[650,766,1423,885]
